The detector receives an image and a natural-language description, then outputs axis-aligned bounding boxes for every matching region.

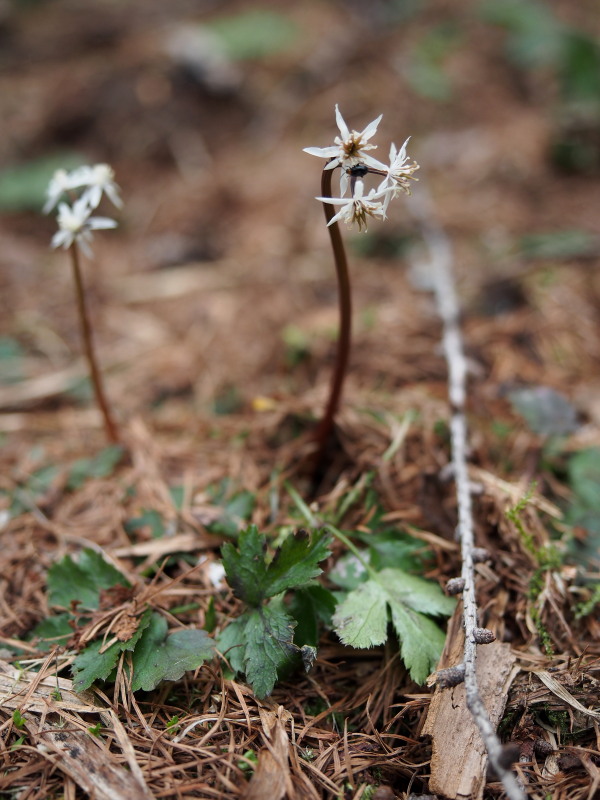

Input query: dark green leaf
[288,584,337,647]
[242,602,298,699]
[72,608,152,691]
[30,614,73,646]
[216,614,249,676]
[222,526,330,606]
[264,529,331,598]
[47,549,129,610]
[222,525,269,606]
[131,614,215,692]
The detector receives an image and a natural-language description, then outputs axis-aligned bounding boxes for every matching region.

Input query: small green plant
[12,709,26,730]
[304,107,419,471]
[165,715,181,734]
[88,722,103,738]
[32,548,215,693]
[44,164,122,444]
[217,525,331,698]
[506,487,561,656]
[288,484,455,684]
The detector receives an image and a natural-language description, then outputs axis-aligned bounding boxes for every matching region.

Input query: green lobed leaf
[72,608,153,691]
[332,580,389,649]
[48,549,129,610]
[263,529,331,598]
[222,525,269,606]
[332,569,454,684]
[389,602,449,685]
[377,568,456,617]
[222,526,331,607]
[131,614,215,692]
[242,601,299,699]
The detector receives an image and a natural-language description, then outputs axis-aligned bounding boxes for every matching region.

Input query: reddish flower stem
[313,166,352,470]
[69,242,119,444]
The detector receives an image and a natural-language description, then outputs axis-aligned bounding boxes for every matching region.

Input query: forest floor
[1,1,599,798]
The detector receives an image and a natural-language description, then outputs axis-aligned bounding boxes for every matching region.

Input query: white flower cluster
[304,106,419,231]
[44,164,121,257]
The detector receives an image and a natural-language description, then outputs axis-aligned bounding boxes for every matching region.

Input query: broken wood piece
[423,615,519,799]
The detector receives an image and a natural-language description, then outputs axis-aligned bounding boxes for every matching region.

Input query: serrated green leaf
[332,580,389,649]
[242,602,298,699]
[131,614,215,692]
[222,526,330,607]
[48,549,129,610]
[378,568,456,617]
[263,529,330,598]
[332,569,454,683]
[66,445,124,491]
[389,602,448,685]
[72,608,153,691]
[222,526,268,606]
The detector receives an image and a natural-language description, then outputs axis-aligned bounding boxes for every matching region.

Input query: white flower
[68,163,123,210]
[378,139,420,212]
[316,179,391,232]
[304,105,387,194]
[51,196,117,257]
[43,168,77,214]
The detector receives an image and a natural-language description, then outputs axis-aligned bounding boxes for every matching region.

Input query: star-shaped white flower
[69,163,123,210]
[51,195,117,257]
[378,139,420,212]
[316,179,391,232]
[43,168,77,214]
[304,105,388,195]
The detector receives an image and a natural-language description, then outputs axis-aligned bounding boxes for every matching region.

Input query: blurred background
[0,0,599,430]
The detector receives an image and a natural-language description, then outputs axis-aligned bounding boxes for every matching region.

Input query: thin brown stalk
[69,242,119,444]
[313,166,352,473]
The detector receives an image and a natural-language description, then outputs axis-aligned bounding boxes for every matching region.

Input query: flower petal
[360,113,383,142]
[334,105,349,140]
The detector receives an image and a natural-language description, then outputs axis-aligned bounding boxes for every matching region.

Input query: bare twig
[410,187,527,800]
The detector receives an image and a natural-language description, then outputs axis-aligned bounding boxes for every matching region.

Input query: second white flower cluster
[44,164,122,257]
[304,105,419,231]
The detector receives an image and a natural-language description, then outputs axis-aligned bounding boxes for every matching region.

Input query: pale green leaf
[389,602,448,685]
[332,580,389,649]
[378,568,456,617]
